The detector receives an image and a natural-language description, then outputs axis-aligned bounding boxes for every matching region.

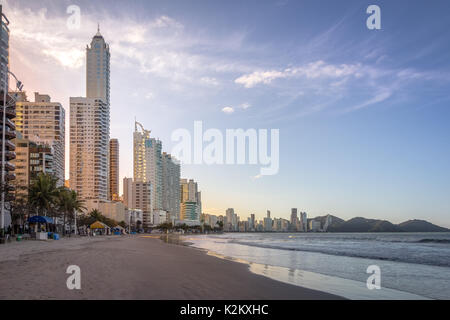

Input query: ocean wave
[417,239,450,244]
[226,239,450,268]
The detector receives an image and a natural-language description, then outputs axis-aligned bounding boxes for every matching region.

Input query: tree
[158,222,173,232]
[58,187,85,236]
[28,173,60,217]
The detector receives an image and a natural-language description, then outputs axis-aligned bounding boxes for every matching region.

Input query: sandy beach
[0,235,343,300]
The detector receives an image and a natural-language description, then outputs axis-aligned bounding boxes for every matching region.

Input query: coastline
[181,233,435,300]
[0,235,344,300]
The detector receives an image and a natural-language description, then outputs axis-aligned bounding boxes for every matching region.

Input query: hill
[398,220,449,232]
[327,217,401,232]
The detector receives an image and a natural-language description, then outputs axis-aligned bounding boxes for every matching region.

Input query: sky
[2,0,450,227]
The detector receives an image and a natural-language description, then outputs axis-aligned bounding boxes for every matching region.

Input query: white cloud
[240,103,251,109]
[221,107,235,114]
[235,60,364,88]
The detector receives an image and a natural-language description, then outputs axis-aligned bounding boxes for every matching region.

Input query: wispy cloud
[221,107,234,114]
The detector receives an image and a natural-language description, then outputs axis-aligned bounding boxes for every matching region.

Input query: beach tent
[90,221,111,235]
[28,216,54,224]
[113,225,125,235]
[90,221,108,229]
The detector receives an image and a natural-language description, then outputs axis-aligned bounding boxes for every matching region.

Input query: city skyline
[3,0,450,227]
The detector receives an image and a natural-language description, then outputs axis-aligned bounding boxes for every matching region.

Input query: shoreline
[0,235,344,300]
[180,234,434,300]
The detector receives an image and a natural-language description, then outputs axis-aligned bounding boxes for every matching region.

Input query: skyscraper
[300,211,308,232]
[0,5,9,90]
[69,28,110,200]
[162,152,180,220]
[0,5,16,230]
[132,181,153,228]
[133,121,162,210]
[109,138,119,201]
[290,208,298,231]
[86,25,110,105]
[14,92,65,185]
[180,179,201,221]
[122,177,133,208]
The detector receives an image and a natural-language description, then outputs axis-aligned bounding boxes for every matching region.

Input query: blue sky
[3,0,450,226]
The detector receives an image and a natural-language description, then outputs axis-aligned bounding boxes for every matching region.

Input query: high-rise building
[225,208,235,231]
[132,181,153,228]
[86,25,110,105]
[300,212,308,232]
[267,210,271,219]
[109,139,119,201]
[180,202,197,221]
[134,121,162,210]
[69,27,110,201]
[290,208,298,231]
[14,92,65,185]
[162,152,180,220]
[250,213,256,231]
[180,179,201,221]
[0,5,9,91]
[0,6,16,230]
[122,177,133,208]
[13,133,54,200]
[69,97,109,200]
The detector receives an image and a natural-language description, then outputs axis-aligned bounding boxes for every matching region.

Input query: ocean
[185,232,450,300]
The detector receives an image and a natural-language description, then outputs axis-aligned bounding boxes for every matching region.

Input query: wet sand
[0,235,344,300]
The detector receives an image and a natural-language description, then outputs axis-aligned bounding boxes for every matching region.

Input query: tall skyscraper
[86,25,110,105]
[109,138,119,201]
[0,5,16,230]
[290,208,298,231]
[14,92,65,185]
[300,212,308,232]
[69,29,110,200]
[162,152,180,220]
[134,121,162,210]
[0,5,9,90]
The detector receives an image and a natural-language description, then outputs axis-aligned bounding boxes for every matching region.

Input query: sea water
[185,232,450,300]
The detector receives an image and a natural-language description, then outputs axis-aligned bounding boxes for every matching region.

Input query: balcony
[3,150,16,160]
[4,161,15,171]
[4,128,15,139]
[5,172,15,181]
[0,117,15,130]
[0,139,15,151]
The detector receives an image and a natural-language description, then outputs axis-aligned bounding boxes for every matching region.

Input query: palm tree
[28,173,59,217]
[58,188,85,236]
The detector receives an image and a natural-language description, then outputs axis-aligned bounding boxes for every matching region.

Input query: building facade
[133,121,162,210]
[109,138,119,201]
[14,92,65,185]
[70,30,110,201]
[86,26,110,105]
[69,97,109,200]
[161,152,180,220]
[0,6,16,229]
[122,177,133,208]
[131,181,153,228]
[180,178,201,222]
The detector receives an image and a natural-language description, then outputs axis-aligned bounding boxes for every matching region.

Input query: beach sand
[0,235,343,300]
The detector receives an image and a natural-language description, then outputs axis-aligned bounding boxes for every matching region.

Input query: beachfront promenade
[0,235,342,300]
